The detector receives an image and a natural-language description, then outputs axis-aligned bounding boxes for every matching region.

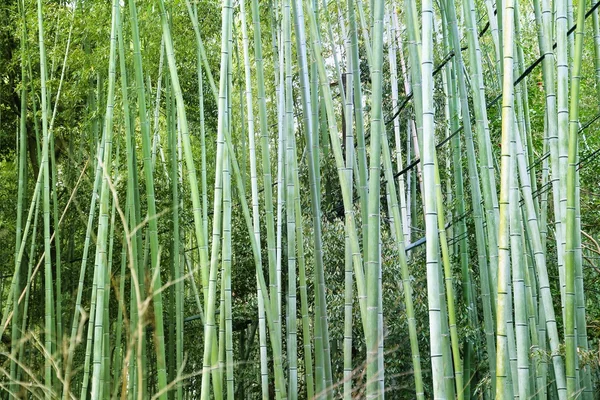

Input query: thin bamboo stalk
[496,0,516,394]
[10,0,29,390]
[238,1,270,397]
[127,0,168,395]
[365,0,384,396]
[565,0,587,396]
[248,3,282,385]
[222,141,234,400]
[421,0,446,396]
[290,1,316,398]
[510,124,530,400]
[343,5,355,399]
[35,0,54,394]
[89,1,119,397]
[282,0,297,397]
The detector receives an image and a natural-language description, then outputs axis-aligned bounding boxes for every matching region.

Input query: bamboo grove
[2,0,600,398]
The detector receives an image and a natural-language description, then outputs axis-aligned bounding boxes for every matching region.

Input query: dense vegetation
[1,0,600,398]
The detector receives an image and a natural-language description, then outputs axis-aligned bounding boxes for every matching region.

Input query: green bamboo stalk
[17,194,41,389]
[495,0,504,83]
[35,0,54,394]
[197,0,230,395]
[522,221,542,399]
[516,126,541,397]
[437,260,456,400]
[513,1,538,210]
[81,242,101,399]
[166,69,183,400]
[292,145,315,400]
[211,18,234,397]
[557,0,570,311]
[310,4,337,393]
[184,0,218,100]
[343,6,355,399]
[117,6,145,395]
[42,12,74,373]
[593,9,600,96]
[387,9,410,248]
[392,9,420,248]
[127,0,169,396]
[217,270,225,397]
[10,0,29,389]
[181,0,212,299]
[364,0,384,395]
[531,0,570,396]
[393,9,423,200]
[275,17,285,359]
[349,0,369,233]
[421,0,447,396]
[222,142,234,400]
[188,1,210,247]
[505,220,519,395]
[149,44,170,183]
[496,0,516,394]
[510,125,530,400]
[538,306,549,399]
[274,9,288,397]
[536,0,567,324]
[317,0,347,112]
[404,0,424,152]
[540,115,550,256]
[283,0,297,397]
[101,137,120,400]
[432,153,465,399]
[574,167,592,399]
[567,0,576,70]
[355,0,372,67]
[238,1,269,397]
[111,194,129,400]
[183,253,205,322]
[90,1,119,397]
[565,0,587,396]
[380,98,425,400]
[165,74,176,399]
[249,1,281,375]
[483,0,502,86]
[289,1,316,398]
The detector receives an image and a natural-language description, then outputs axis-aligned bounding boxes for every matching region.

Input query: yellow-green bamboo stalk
[496,0,516,394]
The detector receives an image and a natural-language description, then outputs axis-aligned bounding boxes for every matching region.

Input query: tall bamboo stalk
[496,0,516,394]
[238,0,270,397]
[283,0,298,398]
[90,1,119,397]
[421,0,446,397]
[565,0,587,396]
[128,0,168,395]
[35,0,54,394]
[365,0,384,397]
